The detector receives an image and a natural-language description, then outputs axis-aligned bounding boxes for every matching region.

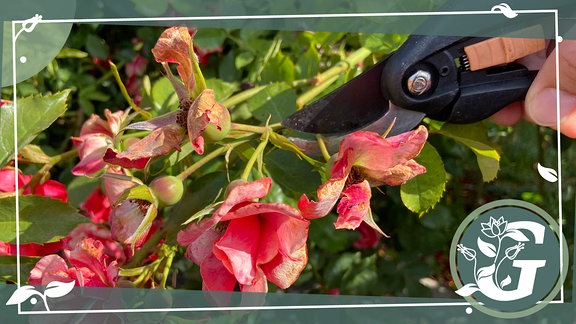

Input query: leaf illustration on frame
[44,280,75,298]
[502,229,529,242]
[500,275,512,288]
[455,283,479,297]
[477,264,496,280]
[537,163,558,183]
[477,237,497,258]
[5,286,41,305]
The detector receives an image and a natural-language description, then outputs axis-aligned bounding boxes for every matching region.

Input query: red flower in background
[0,167,67,202]
[178,178,309,293]
[299,126,428,231]
[353,222,381,250]
[0,167,68,257]
[0,240,65,257]
[80,186,111,224]
[125,54,148,105]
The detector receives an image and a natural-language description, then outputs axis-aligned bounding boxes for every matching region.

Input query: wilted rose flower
[481,216,508,239]
[186,89,231,155]
[109,198,156,248]
[71,109,124,176]
[151,26,196,99]
[102,167,137,204]
[298,125,428,231]
[178,178,309,293]
[103,123,186,169]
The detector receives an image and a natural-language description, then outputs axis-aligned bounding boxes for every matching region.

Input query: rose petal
[200,253,237,292]
[239,267,268,293]
[363,159,426,186]
[104,124,185,169]
[151,27,196,95]
[216,178,272,218]
[260,245,307,289]
[298,177,346,220]
[29,255,74,286]
[213,216,260,286]
[334,180,371,230]
[187,89,228,155]
[182,227,222,265]
[221,203,308,258]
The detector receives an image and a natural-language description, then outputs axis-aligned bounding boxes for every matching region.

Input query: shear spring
[459,55,471,71]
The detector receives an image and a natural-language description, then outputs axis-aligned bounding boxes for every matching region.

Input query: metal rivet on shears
[407,70,432,95]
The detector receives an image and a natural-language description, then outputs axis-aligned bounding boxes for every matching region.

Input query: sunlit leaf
[0,196,89,244]
[400,143,447,216]
[439,123,500,182]
[246,83,297,124]
[0,90,70,168]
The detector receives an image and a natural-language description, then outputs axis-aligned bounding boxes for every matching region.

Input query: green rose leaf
[439,123,501,182]
[400,142,447,216]
[247,83,297,124]
[0,90,70,168]
[0,195,89,244]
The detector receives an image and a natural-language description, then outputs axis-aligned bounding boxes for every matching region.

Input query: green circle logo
[450,200,568,318]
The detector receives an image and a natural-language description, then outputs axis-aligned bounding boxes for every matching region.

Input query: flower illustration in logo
[481,216,508,238]
[454,215,546,302]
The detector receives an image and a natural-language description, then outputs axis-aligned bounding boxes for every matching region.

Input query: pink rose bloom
[71,109,124,176]
[29,224,125,287]
[299,125,428,230]
[178,178,309,293]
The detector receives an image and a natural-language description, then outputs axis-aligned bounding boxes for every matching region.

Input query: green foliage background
[1,23,574,299]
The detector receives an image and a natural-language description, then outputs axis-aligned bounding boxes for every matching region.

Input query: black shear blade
[286,102,426,157]
[282,58,389,135]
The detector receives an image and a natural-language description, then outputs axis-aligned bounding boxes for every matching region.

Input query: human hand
[491,40,576,138]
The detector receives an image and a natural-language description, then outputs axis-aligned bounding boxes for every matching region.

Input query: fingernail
[527,88,576,126]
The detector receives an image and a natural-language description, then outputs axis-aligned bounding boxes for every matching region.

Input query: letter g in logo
[450,200,568,318]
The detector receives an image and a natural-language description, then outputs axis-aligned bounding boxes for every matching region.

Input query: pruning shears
[281,35,546,156]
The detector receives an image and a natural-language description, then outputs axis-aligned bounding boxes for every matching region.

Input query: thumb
[524,40,576,138]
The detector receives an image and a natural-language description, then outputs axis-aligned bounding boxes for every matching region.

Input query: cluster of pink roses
[4,26,430,294]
